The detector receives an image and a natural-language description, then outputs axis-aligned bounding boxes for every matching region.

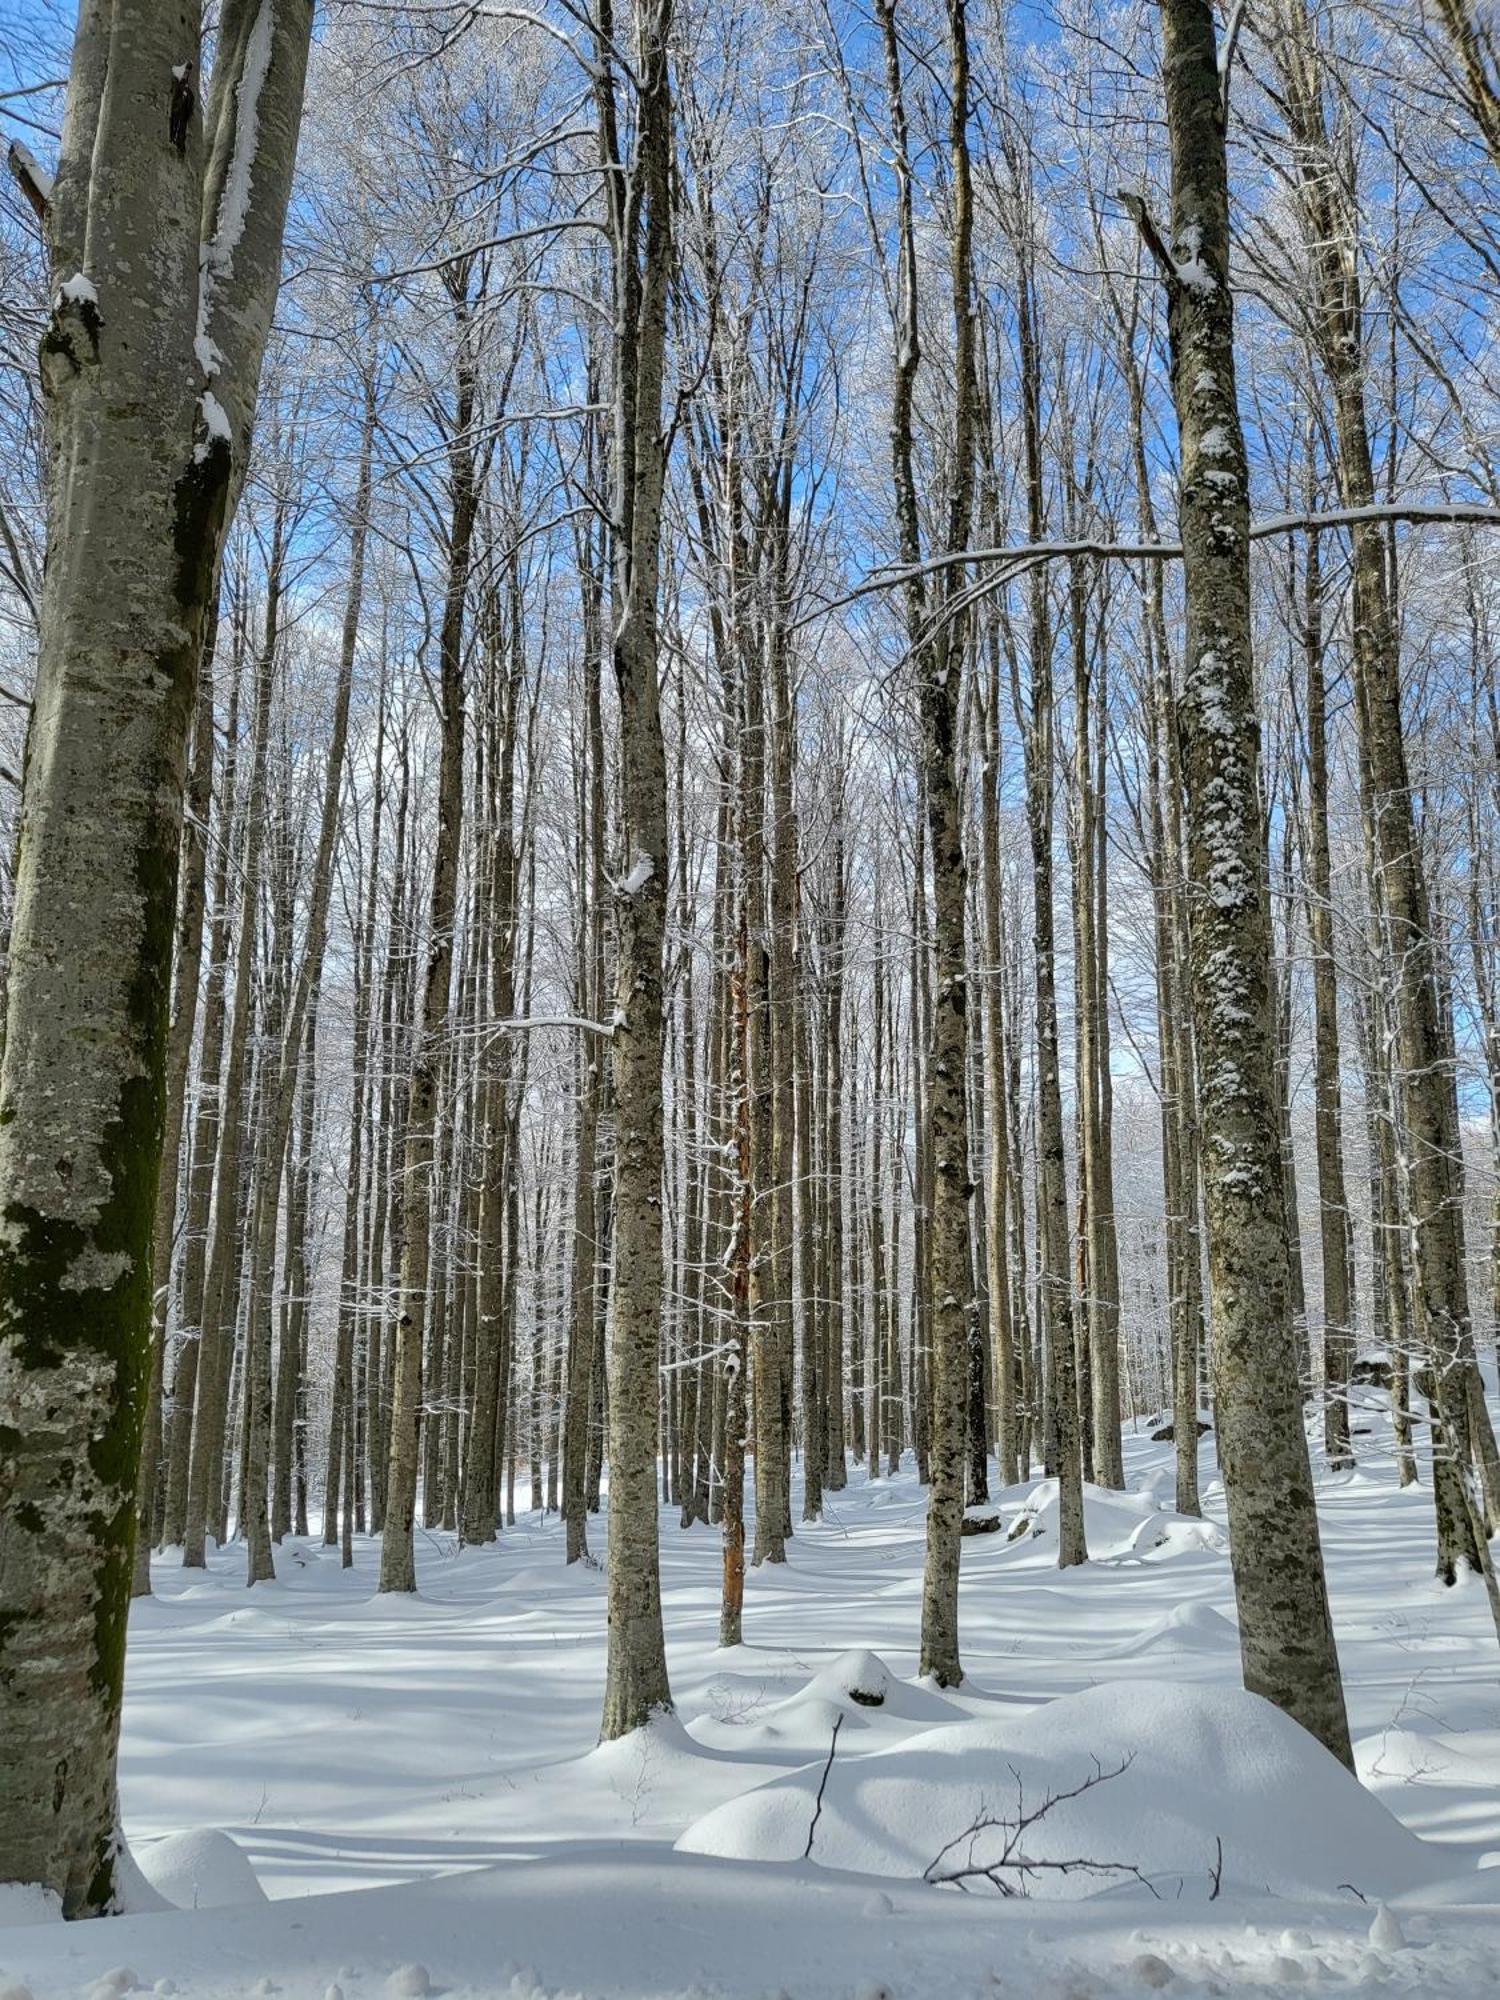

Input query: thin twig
[803,1714,844,1860]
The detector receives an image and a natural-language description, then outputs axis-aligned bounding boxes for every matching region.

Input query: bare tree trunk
[767,608,799,1541]
[1068,543,1123,1489]
[822,811,848,1492]
[0,1,311,1912]
[743,554,786,1565]
[1297,515,1356,1469]
[1128,0,1351,1764]
[185,529,286,1571]
[598,0,676,1738]
[462,592,524,1547]
[721,853,751,1646]
[977,610,1017,1486]
[565,519,608,1559]
[133,647,215,1594]
[327,654,388,1553]
[381,284,478,1592]
[162,619,245,1549]
[1009,208,1087,1569]
[1271,0,1494,1602]
[796,911,824,1519]
[873,0,980,1681]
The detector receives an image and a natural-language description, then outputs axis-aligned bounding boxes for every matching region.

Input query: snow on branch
[6,137,53,222]
[482,1014,617,1041]
[804,502,1500,629]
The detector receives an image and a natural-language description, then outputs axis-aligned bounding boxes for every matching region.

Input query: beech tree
[8,0,1500,1892]
[0,0,312,1916]
[1125,0,1352,1767]
[597,0,676,1740]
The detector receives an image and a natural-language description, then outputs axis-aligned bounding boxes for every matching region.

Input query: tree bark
[1137,0,1351,1765]
[0,0,311,1913]
[132,643,215,1594]
[380,280,478,1591]
[598,0,676,1738]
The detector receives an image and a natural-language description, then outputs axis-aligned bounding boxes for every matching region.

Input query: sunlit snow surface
[6,1401,1500,1997]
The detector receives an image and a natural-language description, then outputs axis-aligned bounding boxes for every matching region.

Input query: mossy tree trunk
[0,0,310,1916]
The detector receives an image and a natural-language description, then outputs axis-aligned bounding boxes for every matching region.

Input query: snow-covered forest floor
[7,1400,1500,2000]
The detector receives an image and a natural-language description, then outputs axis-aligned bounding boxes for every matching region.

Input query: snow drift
[678,1678,1443,1903]
[134,1829,266,1911]
[1004,1479,1228,1561]
[687,1647,965,1762]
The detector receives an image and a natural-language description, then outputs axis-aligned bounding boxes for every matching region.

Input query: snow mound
[800,1648,962,1723]
[689,1651,962,1761]
[1004,1481,1226,1562]
[134,1830,266,1910]
[1109,1601,1241,1657]
[678,1680,1443,1903]
[808,1647,893,1708]
[1356,1724,1478,1788]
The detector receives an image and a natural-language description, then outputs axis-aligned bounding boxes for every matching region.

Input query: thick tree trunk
[1136,0,1351,1765]
[0,0,310,1913]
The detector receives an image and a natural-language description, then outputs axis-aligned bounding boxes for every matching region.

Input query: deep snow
[5,1408,1500,1998]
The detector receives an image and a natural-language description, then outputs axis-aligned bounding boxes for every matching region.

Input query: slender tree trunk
[744,572,786,1565]
[1010,218,1087,1569]
[162,623,244,1549]
[1298,518,1356,1469]
[133,650,215,1593]
[796,914,824,1520]
[184,535,285,1571]
[874,0,980,1680]
[721,871,751,1647]
[565,540,608,1558]
[381,295,478,1591]
[1272,0,1493,1601]
[598,0,676,1737]
[822,818,848,1492]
